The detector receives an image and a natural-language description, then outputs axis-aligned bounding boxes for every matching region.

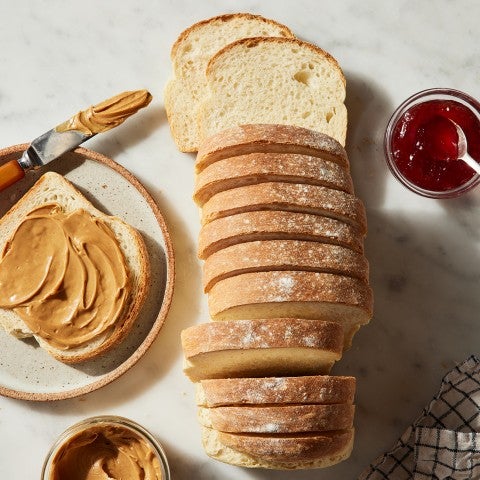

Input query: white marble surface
[0,0,479,478]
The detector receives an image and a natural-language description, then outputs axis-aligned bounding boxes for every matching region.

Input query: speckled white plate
[0,145,175,401]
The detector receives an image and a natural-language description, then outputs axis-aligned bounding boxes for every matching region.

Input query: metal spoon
[449,119,480,175]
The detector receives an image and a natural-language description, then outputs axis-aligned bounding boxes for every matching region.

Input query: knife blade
[0,89,152,192]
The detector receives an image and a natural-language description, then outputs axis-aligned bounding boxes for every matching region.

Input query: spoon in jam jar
[420,115,480,175]
[449,120,480,175]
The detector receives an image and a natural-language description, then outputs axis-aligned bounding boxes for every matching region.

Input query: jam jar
[384,88,480,198]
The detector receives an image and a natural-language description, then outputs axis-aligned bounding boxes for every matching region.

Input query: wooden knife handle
[0,160,25,192]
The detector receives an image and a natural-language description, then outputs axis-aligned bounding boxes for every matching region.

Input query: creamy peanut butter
[56,90,152,135]
[0,204,130,350]
[50,424,163,480]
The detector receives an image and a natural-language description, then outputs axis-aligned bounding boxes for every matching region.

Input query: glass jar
[41,415,170,480]
[384,88,480,198]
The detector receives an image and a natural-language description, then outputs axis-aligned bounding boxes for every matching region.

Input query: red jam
[391,99,480,192]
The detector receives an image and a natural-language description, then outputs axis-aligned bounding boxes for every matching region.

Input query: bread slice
[197,38,347,147]
[194,153,353,206]
[202,426,354,469]
[196,124,348,173]
[0,172,150,363]
[201,182,366,233]
[164,14,294,152]
[208,271,373,348]
[181,318,343,382]
[198,403,355,433]
[203,240,369,292]
[197,375,355,407]
[197,375,356,407]
[197,210,364,259]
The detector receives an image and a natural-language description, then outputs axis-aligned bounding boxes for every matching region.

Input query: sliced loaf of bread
[164,14,294,152]
[194,153,353,206]
[202,426,354,469]
[196,123,348,172]
[197,38,347,147]
[197,375,356,407]
[197,210,364,259]
[203,240,369,292]
[201,182,366,232]
[181,318,343,381]
[208,271,373,348]
[198,403,355,433]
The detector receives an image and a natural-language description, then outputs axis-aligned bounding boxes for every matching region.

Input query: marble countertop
[1,1,479,478]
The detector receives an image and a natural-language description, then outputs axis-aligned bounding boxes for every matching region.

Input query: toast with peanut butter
[0,171,150,363]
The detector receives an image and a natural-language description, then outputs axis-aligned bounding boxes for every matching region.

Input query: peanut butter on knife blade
[0,89,152,192]
[56,89,153,135]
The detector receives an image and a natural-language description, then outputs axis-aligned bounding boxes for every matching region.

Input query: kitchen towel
[359,355,480,479]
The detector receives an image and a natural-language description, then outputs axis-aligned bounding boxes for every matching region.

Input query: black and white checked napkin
[359,355,480,479]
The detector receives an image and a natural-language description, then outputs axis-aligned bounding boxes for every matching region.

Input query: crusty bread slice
[202,426,354,469]
[194,153,353,206]
[201,182,366,233]
[196,124,348,173]
[164,14,294,152]
[197,38,347,147]
[0,172,150,363]
[203,240,369,292]
[181,318,343,382]
[208,271,373,349]
[197,375,355,407]
[198,403,355,433]
[197,210,364,259]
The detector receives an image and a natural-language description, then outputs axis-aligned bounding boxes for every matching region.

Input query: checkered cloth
[359,355,480,479]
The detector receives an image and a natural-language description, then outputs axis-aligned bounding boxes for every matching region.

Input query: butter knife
[0,89,152,192]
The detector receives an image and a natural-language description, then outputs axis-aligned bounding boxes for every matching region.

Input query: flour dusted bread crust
[164,14,294,152]
[181,318,343,381]
[197,38,347,147]
[201,182,366,232]
[197,375,356,407]
[196,124,348,173]
[198,403,355,433]
[208,271,373,349]
[194,153,353,207]
[0,172,150,363]
[198,210,364,259]
[203,240,369,292]
[202,426,355,469]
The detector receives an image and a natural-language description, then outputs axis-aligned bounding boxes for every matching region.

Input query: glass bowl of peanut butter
[41,415,170,480]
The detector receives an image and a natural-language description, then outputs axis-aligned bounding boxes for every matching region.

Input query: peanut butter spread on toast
[0,204,130,350]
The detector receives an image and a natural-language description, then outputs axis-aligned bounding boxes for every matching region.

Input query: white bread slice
[208,271,373,349]
[181,318,343,382]
[203,240,369,292]
[201,182,366,233]
[202,426,354,469]
[197,375,356,407]
[196,124,348,173]
[164,14,294,152]
[194,153,353,206]
[197,210,364,259]
[0,172,150,363]
[197,38,347,147]
[198,403,355,433]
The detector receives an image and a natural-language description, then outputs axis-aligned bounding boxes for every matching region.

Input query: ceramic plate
[0,145,175,401]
